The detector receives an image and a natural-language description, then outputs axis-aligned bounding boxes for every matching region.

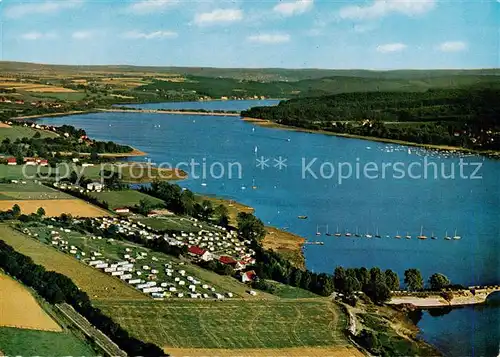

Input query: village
[18,213,260,300]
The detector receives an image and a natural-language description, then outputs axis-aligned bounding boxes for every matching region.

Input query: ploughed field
[94,299,350,351]
[0,225,146,300]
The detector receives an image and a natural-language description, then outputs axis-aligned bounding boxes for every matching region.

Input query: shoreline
[388,288,498,307]
[198,195,306,269]
[242,117,500,157]
[97,108,241,117]
[13,111,94,121]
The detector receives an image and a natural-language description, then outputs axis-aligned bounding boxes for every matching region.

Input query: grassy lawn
[261,280,320,299]
[29,92,88,101]
[0,126,58,141]
[0,182,71,200]
[88,190,164,209]
[95,299,349,349]
[0,327,96,356]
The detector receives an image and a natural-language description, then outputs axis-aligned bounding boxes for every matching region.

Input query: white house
[87,182,104,191]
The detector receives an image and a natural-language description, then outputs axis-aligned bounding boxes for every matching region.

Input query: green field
[0,327,96,356]
[0,126,58,140]
[29,92,88,101]
[261,280,320,299]
[89,190,164,209]
[0,182,71,200]
[95,299,348,349]
[136,216,212,232]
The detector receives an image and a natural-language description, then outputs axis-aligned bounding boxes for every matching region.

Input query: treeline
[242,87,500,150]
[0,240,166,357]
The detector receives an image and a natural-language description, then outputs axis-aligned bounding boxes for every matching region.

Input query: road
[56,303,127,357]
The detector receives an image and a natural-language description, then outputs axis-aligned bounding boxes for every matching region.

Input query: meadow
[0,225,147,300]
[89,189,164,209]
[0,327,96,357]
[95,299,350,350]
[0,125,58,140]
[0,273,61,331]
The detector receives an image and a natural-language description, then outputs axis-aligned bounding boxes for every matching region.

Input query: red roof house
[7,157,17,165]
[188,246,213,262]
[219,256,237,265]
[241,270,257,283]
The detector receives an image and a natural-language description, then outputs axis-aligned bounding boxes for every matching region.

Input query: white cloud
[72,31,95,40]
[376,43,407,53]
[126,0,178,14]
[5,0,83,18]
[340,0,435,20]
[247,33,290,44]
[123,30,178,39]
[438,41,467,52]
[194,9,243,26]
[21,32,58,40]
[273,0,313,16]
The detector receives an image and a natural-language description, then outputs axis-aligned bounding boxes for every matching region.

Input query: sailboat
[375,228,381,238]
[405,232,411,239]
[431,232,437,240]
[334,225,341,237]
[394,231,402,239]
[365,229,372,239]
[316,225,321,236]
[345,229,352,237]
[254,146,258,155]
[251,178,257,190]
[325,225,332,236]
[417,226,428,240]
[355,227,361,238]
[453,229,461,240]
[444,230,451,240]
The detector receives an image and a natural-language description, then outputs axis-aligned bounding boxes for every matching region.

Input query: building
[114,207,130,214]
[24,158,36,166]
[6,157,17,165]
[39,159,49,166]
[188,245,213,262]
[241,270,257,283]
[87,182,103,191]
[219,256,237,266]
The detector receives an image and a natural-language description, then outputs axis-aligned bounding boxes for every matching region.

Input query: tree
[334,266,346,292]
[429,273,451,291]
[357,329,381,354]
[404,269,424,291]
[11,204,21,218]
[237,212,265,241]
[441,291,454,303]
[214,204,230,227]
[384,269,400,291]
[36,207,46,217]
[137,199,154,216]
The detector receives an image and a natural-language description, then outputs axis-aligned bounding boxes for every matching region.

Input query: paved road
[56,303,127,357]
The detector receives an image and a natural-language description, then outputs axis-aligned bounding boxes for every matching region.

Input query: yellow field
[0,225,148,301]
[0,273,62,332]
[0,199,110,217]
[165,347,364,357]
[0,123,11,128]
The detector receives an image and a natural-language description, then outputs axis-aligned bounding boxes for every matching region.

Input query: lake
[39,100,500,356]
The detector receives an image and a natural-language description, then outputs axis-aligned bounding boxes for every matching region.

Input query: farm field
[0,273,61,331]
[95,299,350,351]
[89,189,164,209]
[0,199,110,217]
[0,327,96,357]
[0,225,147,300]
[165,347,364,357]
[21,221,273,299]
[0,182,72,200]
[0,81,77,93]
[0,125,58,140]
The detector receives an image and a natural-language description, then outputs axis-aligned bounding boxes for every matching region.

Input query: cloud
[340,0,435,20]
[273,0,313,16]
[353,23,377,33]
[194,9,243,26]
[376,43,407,53]
[438,41,467,52]
[21,32,58,40]
[126,0,178,14]
[5,0,83,18]
[247,33,291,44]
[122,30,178,39]
[72,31,95,40]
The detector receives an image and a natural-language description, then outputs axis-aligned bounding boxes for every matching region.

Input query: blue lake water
[39,100,500,356]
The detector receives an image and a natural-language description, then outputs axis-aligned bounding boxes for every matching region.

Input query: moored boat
[453,229,461,240]
[417,225,428,240]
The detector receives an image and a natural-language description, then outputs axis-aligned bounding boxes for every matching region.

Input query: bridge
[388,285,500,308]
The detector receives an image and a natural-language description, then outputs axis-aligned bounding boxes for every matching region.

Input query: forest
[242,86,500,150]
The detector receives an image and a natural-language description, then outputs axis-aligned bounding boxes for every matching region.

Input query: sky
[0,0,498,69]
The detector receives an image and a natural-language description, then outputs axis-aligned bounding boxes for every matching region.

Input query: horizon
[1,0,498,69]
